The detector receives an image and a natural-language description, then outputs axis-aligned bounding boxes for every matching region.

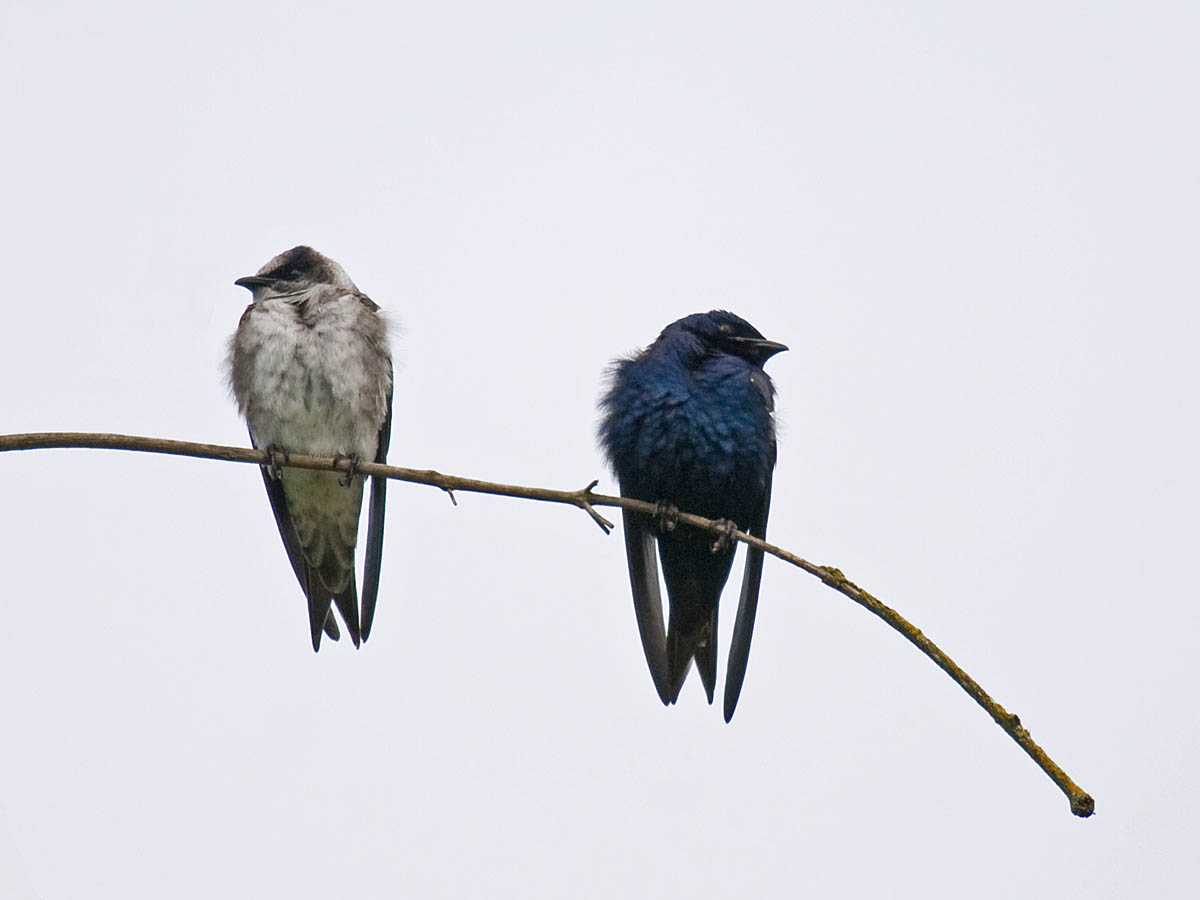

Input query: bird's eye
[287,269,303,279]
[719,323,733,334]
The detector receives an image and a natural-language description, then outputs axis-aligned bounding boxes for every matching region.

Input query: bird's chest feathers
[239,298,382,456]
[630,358,774,489]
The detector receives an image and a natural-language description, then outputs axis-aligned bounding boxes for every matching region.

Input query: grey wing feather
[722,472,772,723]
[359,371,393,643]
[622,507,673,704]
[258,466,308,596]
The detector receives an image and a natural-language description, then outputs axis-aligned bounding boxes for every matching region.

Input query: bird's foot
[710,519,739,553]
[263,444,289,478]
[654,501,680,534]
[333,453,362,487]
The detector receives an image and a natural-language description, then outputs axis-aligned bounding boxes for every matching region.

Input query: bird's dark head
[667,310,788,367]
[234,245,356,297]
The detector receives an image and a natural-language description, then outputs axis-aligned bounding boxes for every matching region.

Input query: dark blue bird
[598,310,786,722]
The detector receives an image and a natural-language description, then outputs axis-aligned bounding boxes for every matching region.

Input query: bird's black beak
[730,336,789,362]
[234,275,273,290]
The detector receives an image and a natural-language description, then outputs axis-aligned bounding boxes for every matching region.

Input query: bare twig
[0,431,1094,817]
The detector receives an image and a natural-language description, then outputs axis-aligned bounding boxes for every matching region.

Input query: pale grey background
[2,1,1196,897]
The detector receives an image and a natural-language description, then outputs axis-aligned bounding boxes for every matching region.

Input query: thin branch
[0,431,1094,818]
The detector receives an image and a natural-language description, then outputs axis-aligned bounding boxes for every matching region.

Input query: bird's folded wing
[359,375,393,643]
[622,507,673,704]
[723,471,772,723]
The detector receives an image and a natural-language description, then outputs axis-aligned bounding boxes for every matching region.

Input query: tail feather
[694,608,718,702]
[307,580,334,652]
[331,570,360,649]
[306,532,361,650]
[659,534,735,706]
[666,604,718,704]
[306,568,360,651]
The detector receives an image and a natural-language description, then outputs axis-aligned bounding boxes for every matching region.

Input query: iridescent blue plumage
[599,311,786,721]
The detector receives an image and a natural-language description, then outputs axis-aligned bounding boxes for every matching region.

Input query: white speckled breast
[228,287,391,460]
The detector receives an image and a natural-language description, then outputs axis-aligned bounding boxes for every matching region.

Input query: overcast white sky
[2,1,1197,897]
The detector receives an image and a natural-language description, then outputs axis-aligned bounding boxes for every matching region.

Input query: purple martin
[227,246,393,651]
[599,311,786,721]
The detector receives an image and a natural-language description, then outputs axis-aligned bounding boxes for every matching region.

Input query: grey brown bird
[227,246,393,650]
